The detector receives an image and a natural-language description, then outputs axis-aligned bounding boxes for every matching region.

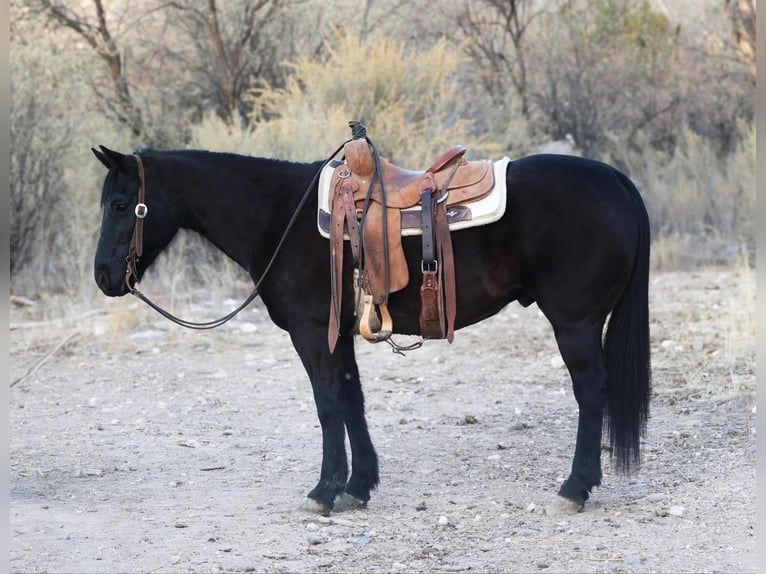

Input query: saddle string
[126,144,349,330]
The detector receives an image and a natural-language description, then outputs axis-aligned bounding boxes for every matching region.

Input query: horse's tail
[603,171,652,474]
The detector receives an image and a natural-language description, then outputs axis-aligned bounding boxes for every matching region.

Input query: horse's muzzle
[95,266,129,297]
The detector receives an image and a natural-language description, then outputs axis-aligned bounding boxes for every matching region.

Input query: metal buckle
[135,203,148,218]
[421,260,438,273]
[337,167,352,179]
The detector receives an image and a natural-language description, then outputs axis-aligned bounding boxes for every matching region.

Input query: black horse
[92,144,651,514]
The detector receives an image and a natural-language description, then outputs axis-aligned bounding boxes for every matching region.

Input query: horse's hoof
[545,496,583,516]
[333,493,367,512]
[299,498,331,517]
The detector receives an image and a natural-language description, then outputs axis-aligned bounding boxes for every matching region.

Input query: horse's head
[93,146,180,296]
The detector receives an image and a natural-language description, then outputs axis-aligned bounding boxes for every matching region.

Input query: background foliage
[10,0,755,302]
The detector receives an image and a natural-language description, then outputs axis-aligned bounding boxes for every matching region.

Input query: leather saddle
[327,124,495,352]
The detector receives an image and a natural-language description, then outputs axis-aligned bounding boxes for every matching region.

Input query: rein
[125,145,347,329]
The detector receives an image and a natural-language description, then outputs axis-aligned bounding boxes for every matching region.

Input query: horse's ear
[92,147,111,170]
[94,145,135,173]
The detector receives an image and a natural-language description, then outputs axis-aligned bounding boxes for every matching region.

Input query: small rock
[550,355,565,369]
[526,503,537,513]
[307,534,326,545]
[348,533,370,548]
[487,454,500,461]
[437,515,450,526]
[95,422,105,431]
[463,415,477,425]
[415,501,427,511]
[222,429,235,436]
[537,564,550,570]
[392,562,407,571]
[669,506,685,516]
[624,554,642,565]
[518,528,540,537]
[645,493,666,503]
[170,556,181,564]
[306,522,318,531]
[11,295,36,307]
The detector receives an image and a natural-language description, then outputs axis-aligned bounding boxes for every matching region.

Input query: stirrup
[358,295,393,343]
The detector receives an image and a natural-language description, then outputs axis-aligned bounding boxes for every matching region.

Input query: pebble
[437,515,450,526]
[170,556,181,564]
[348,533,370,548]
[624,554,642,565]
[645,493,666,503]
[307,534,325,545]
[518,528,540,537]
[95,422,105,431]
[550,355,565,369]
[669,506,686,516]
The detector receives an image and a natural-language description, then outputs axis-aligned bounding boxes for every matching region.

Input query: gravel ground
[10,267,756,573]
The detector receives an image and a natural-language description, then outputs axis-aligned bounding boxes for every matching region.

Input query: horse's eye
[112,202,129,214]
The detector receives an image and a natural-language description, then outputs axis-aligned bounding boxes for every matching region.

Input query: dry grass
[191,30,499,164]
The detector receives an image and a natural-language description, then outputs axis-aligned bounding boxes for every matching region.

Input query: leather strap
[434,193,456,342]
[133,154,146,257]
[420,182,435,265]
[328,173,360,353]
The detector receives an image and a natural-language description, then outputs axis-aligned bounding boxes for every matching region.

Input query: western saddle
[327,121,495,352]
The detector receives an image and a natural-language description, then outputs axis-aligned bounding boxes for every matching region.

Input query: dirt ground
[10,267,756,574]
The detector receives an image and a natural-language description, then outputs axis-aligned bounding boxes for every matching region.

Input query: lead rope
[127,144,347,330]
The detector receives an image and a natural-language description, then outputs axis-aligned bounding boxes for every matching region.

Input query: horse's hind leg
[551,323,609,510]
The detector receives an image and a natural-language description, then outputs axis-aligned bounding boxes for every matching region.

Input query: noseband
[124,148,345,329]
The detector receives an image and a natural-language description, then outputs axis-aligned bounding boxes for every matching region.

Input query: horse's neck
[171,156,304,274]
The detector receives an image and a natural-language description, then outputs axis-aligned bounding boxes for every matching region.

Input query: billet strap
[419,174,436,265]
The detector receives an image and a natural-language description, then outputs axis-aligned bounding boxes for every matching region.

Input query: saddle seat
[328,135,495,352]
[344,141,493,209]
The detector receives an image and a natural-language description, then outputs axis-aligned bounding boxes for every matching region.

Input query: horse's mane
[99,147,319,205]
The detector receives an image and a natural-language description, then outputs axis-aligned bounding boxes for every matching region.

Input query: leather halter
[123,149,344,330]
[124,154,147,292]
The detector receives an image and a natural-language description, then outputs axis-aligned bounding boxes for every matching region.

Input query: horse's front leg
[334,335,379,511]
[290,327,378,515]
